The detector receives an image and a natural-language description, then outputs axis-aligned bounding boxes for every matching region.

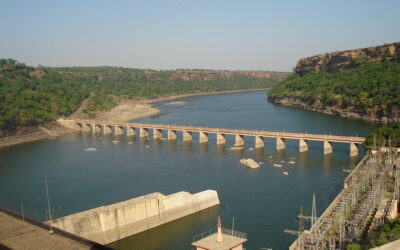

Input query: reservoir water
[0,91,377,249]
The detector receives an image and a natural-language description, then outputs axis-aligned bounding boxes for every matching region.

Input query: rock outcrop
[294,42,400,76]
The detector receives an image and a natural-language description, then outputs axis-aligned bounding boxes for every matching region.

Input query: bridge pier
[91,124,100,134]
[127,127,136,136]
[350,143,358,157]
[102,125,112,135]
[324,141,332,155]
[183,131,192,142]
[199,132,208,143]
[299,139,308,152]
[235,135,244,147]
[114,126,123,136]
[168,130,177,140]
[81,123,90,132]
[140,128,149,138]
[216,133,226,145]
[276,137,285,150]
[255,136,264,148]
[153,129,162,139]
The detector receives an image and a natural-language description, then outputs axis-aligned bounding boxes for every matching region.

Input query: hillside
[268,42,400,123]
[0,59,289,136]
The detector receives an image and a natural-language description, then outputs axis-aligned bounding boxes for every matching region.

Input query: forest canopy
[269,61,400,120]
[0,59,287,133]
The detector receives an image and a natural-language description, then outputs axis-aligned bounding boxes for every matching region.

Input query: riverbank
[0,88,268,148]
[0,125,77,148]
[268,96,398,123]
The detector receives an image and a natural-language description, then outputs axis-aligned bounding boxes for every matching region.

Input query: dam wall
[48,190,220,244]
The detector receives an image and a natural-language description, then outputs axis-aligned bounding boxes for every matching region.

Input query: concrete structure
[60,118,365,156]
[48,190,220,245]
[0,208,110,250]
[103,125,112,135]
[323,141,332,155]
[255,135,264,148]
[126,127,136,136]
[168,130,177,140]
[286,150,400,249]
[276,137,285,151]
[192,216,247,250]
[153,128,162,139]
[234,135,244,147]
[140,127,149,138]
[91,124,100,134]
[217,133,226,145]
[199,132,208,143]
[350,142,358,157]
[183,131,192,142]
[114,126,123,136]
[299,139,308,152]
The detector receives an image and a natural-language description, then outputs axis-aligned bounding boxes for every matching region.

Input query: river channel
[0,91,377,249]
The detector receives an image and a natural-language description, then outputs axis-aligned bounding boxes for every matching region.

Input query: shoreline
[142,88,269,105]
[0,88,268,148]
[268,96,398,123]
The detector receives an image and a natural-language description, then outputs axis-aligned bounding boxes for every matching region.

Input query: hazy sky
[1,0,399,71]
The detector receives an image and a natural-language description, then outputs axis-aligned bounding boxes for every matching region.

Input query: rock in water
[240,158,260,169]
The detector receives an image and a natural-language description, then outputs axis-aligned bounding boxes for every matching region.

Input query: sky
[1,0,399,72]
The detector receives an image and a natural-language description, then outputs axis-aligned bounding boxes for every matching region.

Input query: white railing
[192,227,247,242]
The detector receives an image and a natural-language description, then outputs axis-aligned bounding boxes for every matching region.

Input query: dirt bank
[0,125,77,148]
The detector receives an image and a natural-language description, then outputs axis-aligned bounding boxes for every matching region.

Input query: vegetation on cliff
[346,217,400,249]
[0,59,287,134]
[269,60,400,121]
[363,122,400,148]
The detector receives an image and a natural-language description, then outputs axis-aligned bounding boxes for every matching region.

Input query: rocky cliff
[294,42,400,76]
[268,42,400,123]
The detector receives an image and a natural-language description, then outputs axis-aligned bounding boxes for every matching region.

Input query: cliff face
[295,42,400,76]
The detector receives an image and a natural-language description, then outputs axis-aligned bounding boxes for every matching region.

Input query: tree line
[0,59,286,134]
[269,60,400,120]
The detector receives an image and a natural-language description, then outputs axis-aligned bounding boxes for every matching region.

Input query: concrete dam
[47,190,220,245]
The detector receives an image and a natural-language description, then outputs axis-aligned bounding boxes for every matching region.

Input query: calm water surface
[0,91,377,249]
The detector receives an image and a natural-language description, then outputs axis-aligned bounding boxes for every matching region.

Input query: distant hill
[268,42,400,123]
[0,59,289,136]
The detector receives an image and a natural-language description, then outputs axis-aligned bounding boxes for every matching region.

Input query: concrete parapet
[255,136,264,148]
[127,127,136,136]
[153,129,162,139]
[48,190,220,245]
[199,132,208,143]
[235,135,244,147]
[140,128,149,138]
[217,133,226,145]
[350,143,358,157]
[299,139,308,152]
[114,126,123,136]
[168,130,177,140]
[324,141,332,155]
[276,137,285,150]
[183,131,192,142]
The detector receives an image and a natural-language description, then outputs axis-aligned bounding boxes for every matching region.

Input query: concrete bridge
[58,119,365,156]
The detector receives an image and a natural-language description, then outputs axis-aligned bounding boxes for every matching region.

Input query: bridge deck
[71,119,365,144]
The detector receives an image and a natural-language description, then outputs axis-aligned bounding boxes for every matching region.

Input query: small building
[191,216,248,250]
